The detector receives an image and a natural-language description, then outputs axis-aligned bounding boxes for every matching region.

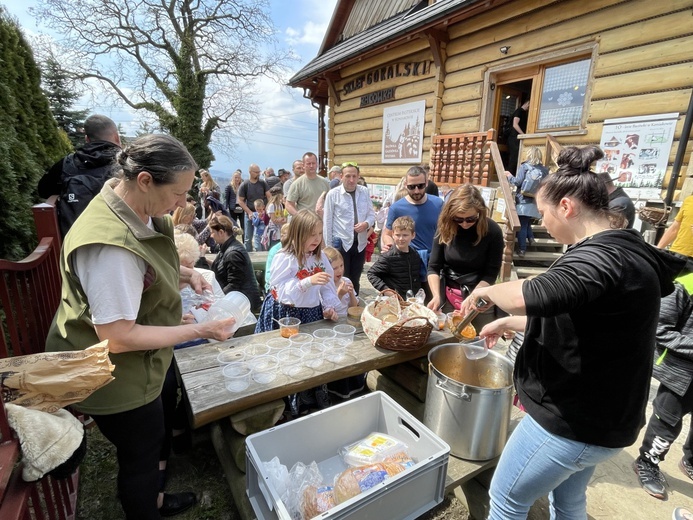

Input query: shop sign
[343,60,434,95]
[360,87,396,107]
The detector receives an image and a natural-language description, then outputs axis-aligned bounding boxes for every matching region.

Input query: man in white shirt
[323,163,375,294]
[286,152,329,215]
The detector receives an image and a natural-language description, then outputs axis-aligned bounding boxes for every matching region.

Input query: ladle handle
[453,297,488,338]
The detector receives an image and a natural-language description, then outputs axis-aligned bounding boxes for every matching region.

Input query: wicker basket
[361,294,436,352]
[375,316,434,351]
[638,206,671,226]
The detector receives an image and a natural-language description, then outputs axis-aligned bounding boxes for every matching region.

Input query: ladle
[452,298,489,359]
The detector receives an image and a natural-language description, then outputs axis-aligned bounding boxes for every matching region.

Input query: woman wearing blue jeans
[462,145,686,519]
[506,146,549,257]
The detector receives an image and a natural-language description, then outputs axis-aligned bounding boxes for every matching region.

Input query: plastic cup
[265,337,291,353]
[301,343,327,368]
[288,333,313,348]
[250,355,279,384]
[222,362,252,392]
[216,349,246,366]
[244,344,271,358]
[324,338,349,363]
[278,317,301,338]
[462,337,489,360]
[276,348,305,376]
[436,312,446,331]
[312,329,336,343]
[333,324,356,344]
[206,291,251,333]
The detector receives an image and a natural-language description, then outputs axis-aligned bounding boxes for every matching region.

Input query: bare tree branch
[30,0,294,167]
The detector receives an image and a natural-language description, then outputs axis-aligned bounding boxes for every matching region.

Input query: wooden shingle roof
[290,0,482,87]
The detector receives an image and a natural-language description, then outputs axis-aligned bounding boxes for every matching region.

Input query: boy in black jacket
[367,216,422,299]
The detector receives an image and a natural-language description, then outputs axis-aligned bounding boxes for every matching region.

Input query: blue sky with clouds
[3,0,337,179]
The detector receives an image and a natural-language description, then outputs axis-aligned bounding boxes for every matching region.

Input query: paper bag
[0,341,115,413]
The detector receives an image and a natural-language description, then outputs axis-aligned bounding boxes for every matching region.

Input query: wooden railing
[488,141,520,281]
[430,130,520,281]
[544,134,563,172]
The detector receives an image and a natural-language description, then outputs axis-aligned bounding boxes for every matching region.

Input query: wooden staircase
[512,225,564,279]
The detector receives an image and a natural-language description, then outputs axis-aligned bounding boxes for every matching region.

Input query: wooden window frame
[481,41,599,138]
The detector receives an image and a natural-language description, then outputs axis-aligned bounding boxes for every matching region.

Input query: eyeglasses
[341,161,358,168]
[406,183,427,191]
[452,215,480,224]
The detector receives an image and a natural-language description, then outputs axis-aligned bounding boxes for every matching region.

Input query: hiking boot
[679,458,693,481]
[633,457,667,500]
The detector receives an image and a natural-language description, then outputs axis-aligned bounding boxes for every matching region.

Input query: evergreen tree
[0,8,71,260]
[41,57,89,148]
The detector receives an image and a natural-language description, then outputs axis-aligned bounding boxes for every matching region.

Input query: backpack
[58,154,114,237]
[519,165,544,198]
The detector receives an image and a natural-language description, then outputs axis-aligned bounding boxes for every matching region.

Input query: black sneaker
[633,457,668,500]
[679,458,693,481]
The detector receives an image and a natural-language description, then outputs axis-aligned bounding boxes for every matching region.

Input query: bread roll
[302,485,335,519]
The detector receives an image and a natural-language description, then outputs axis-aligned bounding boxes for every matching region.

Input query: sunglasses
[341,161,359,168]
[452,215,480,224]
[406,183,427,191]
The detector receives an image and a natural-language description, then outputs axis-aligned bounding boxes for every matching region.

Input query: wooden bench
[0,198,79,520]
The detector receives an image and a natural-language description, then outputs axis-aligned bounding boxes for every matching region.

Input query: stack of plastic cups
[205,291,251,333]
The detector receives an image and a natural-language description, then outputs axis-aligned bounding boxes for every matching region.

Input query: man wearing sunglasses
[382,165,443,299]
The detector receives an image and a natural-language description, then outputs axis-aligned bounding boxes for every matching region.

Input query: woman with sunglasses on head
[427,184,504,313]
[461,146,686,520]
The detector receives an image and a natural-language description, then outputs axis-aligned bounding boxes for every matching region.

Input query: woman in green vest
[46,134,236,519]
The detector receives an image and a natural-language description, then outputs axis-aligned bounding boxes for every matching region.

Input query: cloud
[283,0,337,47]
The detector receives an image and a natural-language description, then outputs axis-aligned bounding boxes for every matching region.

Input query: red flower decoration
[296,269,310,280]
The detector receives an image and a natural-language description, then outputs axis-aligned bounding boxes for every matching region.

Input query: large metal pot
[423,343,514,460]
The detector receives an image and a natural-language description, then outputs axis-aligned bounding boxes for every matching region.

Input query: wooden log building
[289,0,693,195]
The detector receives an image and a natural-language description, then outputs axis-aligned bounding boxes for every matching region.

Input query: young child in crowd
[251,199,267,251]
[367,216,422,299]
[323,247,358,317]
[255,210,340,415]
[323,246,365,400]
[264,186,287,249]
[264,225,289,292]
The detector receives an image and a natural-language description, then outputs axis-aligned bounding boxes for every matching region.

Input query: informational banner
[368,184,395,206]
[382,100,426,164]
[596,113,679,200]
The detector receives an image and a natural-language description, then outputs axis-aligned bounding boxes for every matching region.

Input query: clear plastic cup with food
[278,317,301,338]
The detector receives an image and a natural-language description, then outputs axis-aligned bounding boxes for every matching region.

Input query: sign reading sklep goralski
[382,100,426,164]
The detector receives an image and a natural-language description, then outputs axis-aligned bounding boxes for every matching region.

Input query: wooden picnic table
[174,318,453,429]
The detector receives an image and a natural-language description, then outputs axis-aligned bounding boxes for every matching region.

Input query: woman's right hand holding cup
[203,316,236,341]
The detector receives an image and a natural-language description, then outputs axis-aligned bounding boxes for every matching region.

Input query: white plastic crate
[246,391,450,520]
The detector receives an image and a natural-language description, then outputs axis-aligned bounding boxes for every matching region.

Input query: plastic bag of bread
[333,462,406,504]
[302,485,336,518]
[283,461,323,519]
[339,432,409,466]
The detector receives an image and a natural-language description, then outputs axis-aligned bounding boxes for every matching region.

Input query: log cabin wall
[325,0,693,194]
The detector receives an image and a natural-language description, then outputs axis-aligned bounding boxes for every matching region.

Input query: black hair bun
[556,146,604,173]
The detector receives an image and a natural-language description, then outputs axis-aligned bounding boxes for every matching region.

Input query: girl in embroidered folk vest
[255,209,340,332]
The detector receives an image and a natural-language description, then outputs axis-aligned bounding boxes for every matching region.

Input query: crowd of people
[35,113,693,519]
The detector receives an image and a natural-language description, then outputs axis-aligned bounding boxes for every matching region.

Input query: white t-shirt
[73,244,147,325]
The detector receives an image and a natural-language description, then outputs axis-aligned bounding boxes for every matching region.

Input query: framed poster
[596,113,679,200]
[382,100,426,164]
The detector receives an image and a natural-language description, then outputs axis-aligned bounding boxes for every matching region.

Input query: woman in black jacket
[209,215,262,313]
[462,146,686,519]
[427,184,504,312]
